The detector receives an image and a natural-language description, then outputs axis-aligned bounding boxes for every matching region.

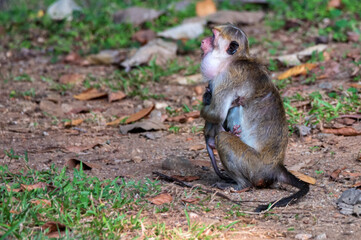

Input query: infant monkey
[200,24,309,211]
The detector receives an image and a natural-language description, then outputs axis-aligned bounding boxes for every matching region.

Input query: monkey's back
[227,60,288,165]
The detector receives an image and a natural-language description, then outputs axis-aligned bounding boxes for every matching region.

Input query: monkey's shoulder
[230,58,270,82]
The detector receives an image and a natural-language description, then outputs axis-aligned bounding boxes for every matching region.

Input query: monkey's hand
[230,125,242,137]
[202,86,212,106]
[231,96,245,108]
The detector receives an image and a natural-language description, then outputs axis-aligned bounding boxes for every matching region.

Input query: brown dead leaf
[196,0,216,17]
[327,0,342,9]
[64,52,82,64]
[171,175,200,182]
[349,83,361,89]
[63,143,102,153]
[336,117,356,126]
[59,73,85,85]
[67,158,100,170]
[322,127,361,136]
[189,144,205,151]
[194,86,203,95]
[341,171,361,178]
[132,29,156,45]
[125,105,155,124]
[30,199,52,207]
[21,182,48,191]
[41,222,66,238]
[330,167,346,181]
[347,52,361,61]
[352,182,361,188]
[64,119,83,127]
[181,198,200,204]
[289,170,316,185]
[73,88,107,101]
[166,111,200,123]
[6,184,21,192]
[230,186,251,193]
[190,159,211,167]
[119,119,166,134]
[323,51,331,61]
[347,32,360,42]
[106,116,128,126]
[108,91,126,102]
[148,193,173,205]
[278,63,317,80]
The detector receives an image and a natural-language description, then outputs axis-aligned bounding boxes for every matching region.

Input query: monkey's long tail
[206,143,234,181]
[254,165,309,212]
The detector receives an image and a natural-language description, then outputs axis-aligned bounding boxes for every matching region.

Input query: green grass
[266,0,361,41]
[283,88,361,131]
[0,150,165,238]
[0,150,250,239]
[0,0,198,55]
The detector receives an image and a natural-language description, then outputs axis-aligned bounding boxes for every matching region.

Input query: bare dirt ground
[1,24,361,239]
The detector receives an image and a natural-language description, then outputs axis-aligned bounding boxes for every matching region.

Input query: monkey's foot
[230,125,242,137]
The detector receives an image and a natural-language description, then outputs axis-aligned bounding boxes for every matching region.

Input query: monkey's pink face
[201,29,220,56]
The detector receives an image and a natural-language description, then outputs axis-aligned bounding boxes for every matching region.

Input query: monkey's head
[201,24,250,80]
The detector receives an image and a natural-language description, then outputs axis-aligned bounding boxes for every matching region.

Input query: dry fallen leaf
[194,86,203,95]
[231,186,251,193]
[132,29,156,45]
[113,7,164,25]
[21,182,48,191]
[181,198,199,204]
[148,193,173,205]
[171,175,200,182]
[196,0,216,17]
[106,116,128,126]
[30,199,52,207]
[330,167,346,181]
[121,39,177,70]
[125,105,155,124]
[63,143,102,153]
[158,21,205,40]
[322,127,361,136]
[278,63,318,80]
[341,171,361,178]
[289,170,316,185]
[166,111,200,123]
[67,158,100,170]
[189,144,205,151]
[6,184,22,192]
[349,83,361,89]
[64,119,83,127]
[108,91,126,103]
[119,119,166,134]
[64,52,83,64]
[73,88,107,101]
[41,222,66,238]
[328,0,342,9]
[59,73,85,85]
[86,50,127,65]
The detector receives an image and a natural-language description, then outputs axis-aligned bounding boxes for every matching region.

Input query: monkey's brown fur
[200,24,309,212]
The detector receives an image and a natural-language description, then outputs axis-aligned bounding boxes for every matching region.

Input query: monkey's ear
[227,41,239,55]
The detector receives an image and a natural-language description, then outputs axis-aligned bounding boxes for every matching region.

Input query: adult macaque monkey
[200,24,309,212]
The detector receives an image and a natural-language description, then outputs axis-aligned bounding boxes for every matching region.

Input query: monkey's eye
[227,41,239,55]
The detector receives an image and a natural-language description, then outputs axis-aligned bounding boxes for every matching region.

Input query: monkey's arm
[201,89,234,124]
